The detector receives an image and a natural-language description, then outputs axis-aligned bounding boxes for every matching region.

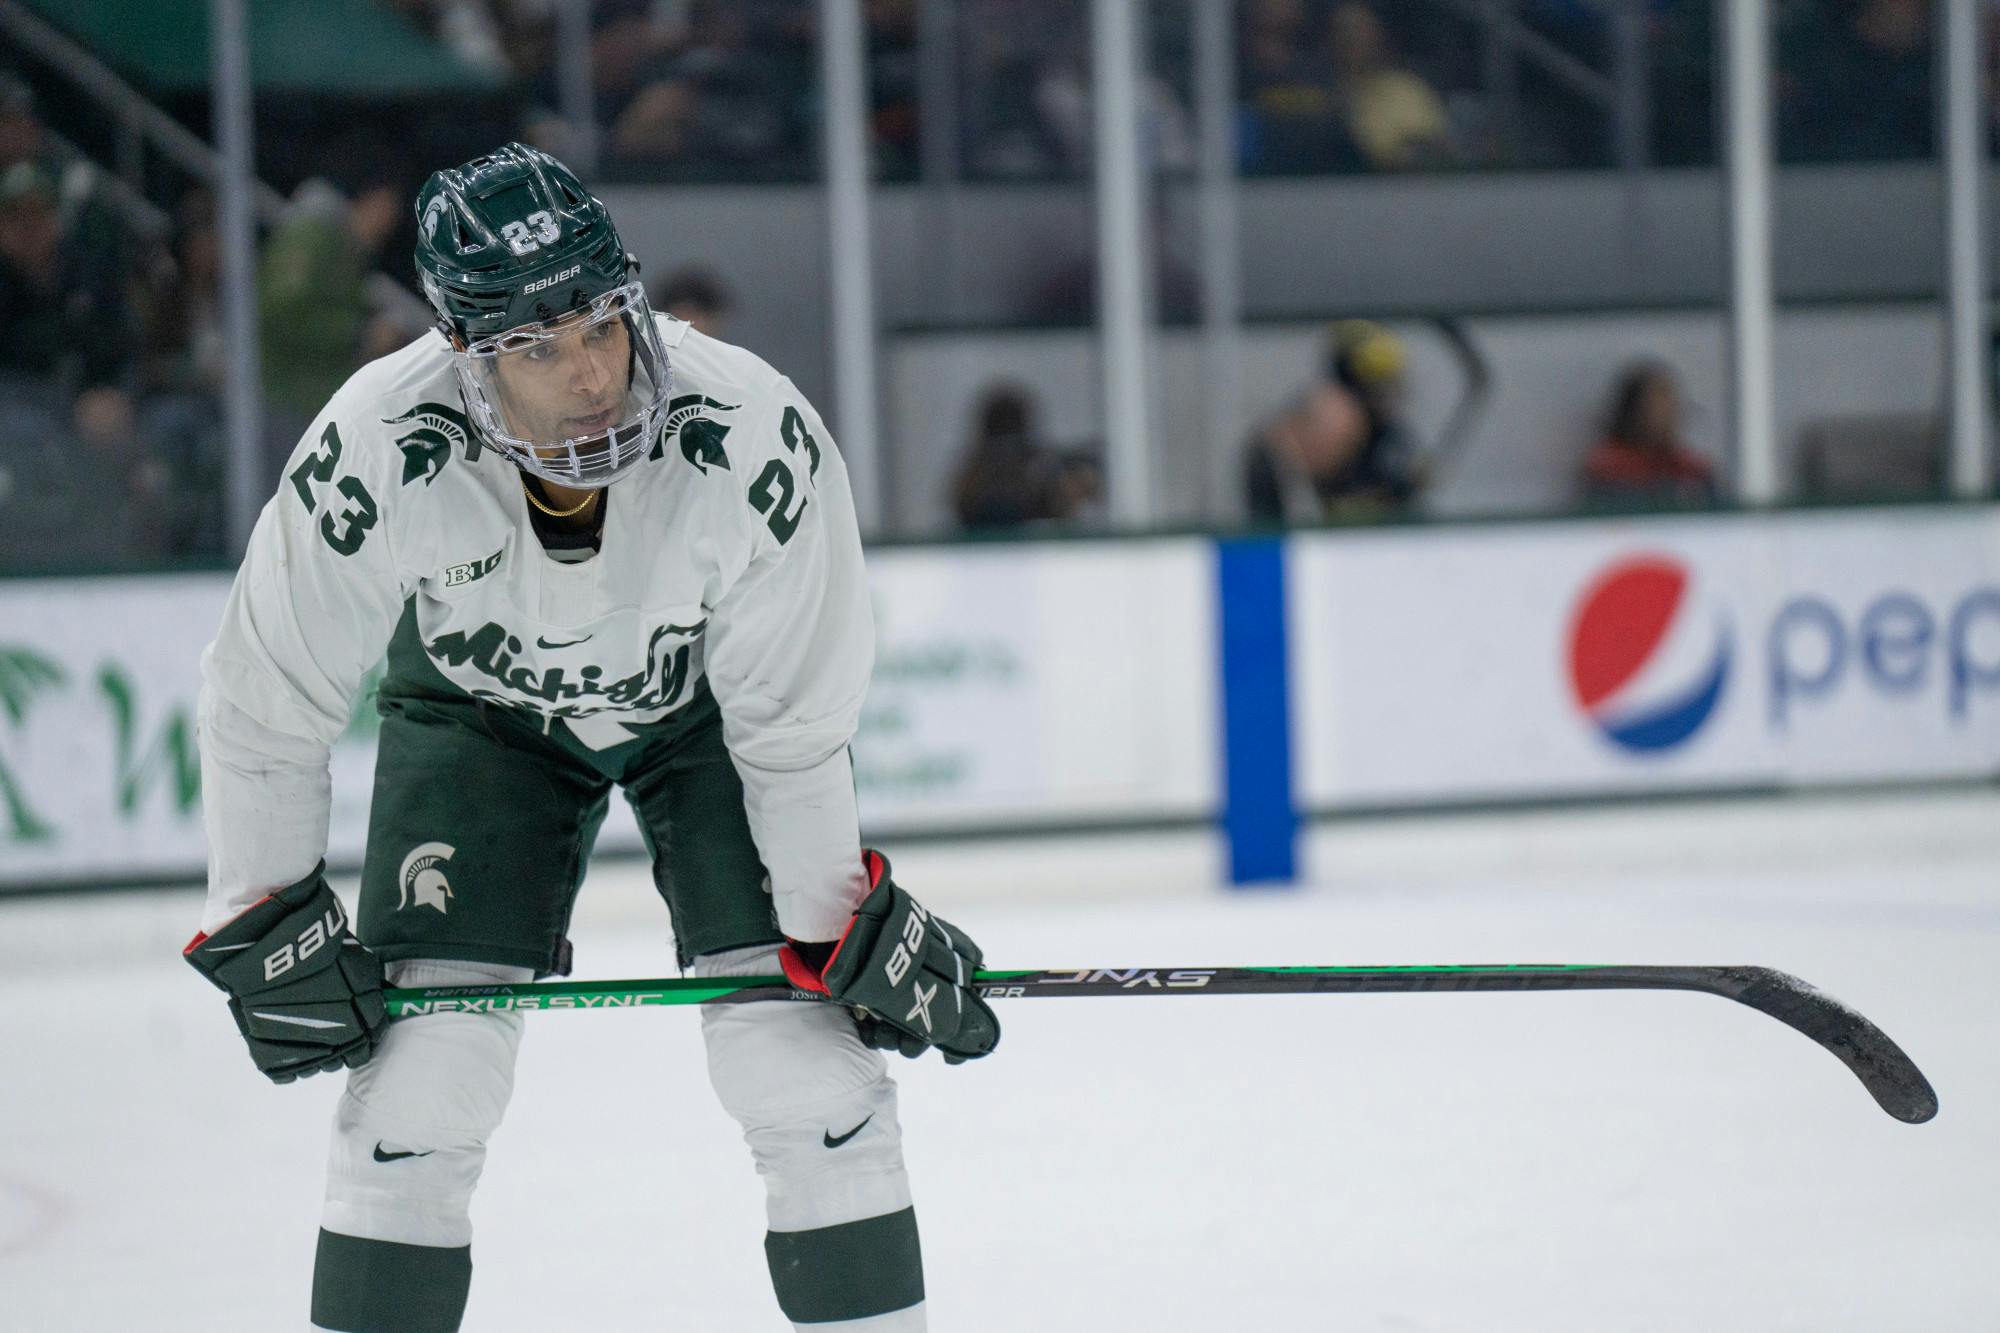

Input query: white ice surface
[1,790,1995,1331]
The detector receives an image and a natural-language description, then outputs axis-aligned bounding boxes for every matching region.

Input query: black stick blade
[1705,966,1938,1124]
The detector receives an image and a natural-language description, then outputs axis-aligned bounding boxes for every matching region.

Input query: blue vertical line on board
[1215,537,1297,884]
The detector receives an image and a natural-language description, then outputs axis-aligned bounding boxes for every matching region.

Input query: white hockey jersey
[197,316,873,942]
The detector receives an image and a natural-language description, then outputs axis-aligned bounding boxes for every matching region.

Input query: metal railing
[0,0,288,224]
[1433,0,1650,170]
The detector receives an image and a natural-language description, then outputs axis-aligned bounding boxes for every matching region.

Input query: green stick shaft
[386,974,798,1015]
[381,964,1614,1017]
[380,963,1937,1124]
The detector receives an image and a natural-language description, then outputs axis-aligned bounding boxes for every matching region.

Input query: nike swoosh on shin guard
[822,1115,874,1149]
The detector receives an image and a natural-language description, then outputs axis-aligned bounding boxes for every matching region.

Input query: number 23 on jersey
[748,404,823,546]
[288,422,379,557]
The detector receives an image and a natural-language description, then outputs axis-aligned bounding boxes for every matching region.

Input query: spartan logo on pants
[398,842,457,913]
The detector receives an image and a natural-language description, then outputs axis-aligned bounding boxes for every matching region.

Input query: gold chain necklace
[522,478,596,519]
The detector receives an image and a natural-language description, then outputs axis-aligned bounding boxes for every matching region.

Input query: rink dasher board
[0,541,1216,886]
[1288,505,2000,807]
[4,506,1997,888]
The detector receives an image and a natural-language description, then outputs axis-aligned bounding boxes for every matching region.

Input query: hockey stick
[1421,315,1492,491]
[383,963,1937,1124]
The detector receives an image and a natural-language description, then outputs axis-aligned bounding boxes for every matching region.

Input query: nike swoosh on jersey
[536,634,592,649]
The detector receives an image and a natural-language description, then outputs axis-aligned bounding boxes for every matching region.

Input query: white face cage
[452,281,672,491]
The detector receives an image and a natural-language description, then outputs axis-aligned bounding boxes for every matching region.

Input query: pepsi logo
[1567,556,1730,753]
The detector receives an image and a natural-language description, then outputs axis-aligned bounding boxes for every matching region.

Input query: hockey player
[183,143,998,1332]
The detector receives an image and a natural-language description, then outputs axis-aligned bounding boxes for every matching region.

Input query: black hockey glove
[779,851,1000,1064]
[183,865,388,1084]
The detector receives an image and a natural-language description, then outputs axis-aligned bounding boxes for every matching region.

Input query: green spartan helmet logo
[398,842,456,913]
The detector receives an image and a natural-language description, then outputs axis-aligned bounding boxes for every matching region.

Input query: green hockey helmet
[414,142,672,490]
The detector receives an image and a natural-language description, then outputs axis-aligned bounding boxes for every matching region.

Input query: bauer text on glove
[184,865,388,1084]
[779,850,1000,1063]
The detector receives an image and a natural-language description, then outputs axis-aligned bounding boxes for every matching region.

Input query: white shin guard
[698,944,926,1332]
[320,959,532,1249]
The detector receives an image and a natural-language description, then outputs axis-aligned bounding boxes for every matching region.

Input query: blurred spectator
[1243,380,1370,524]
[589,0,698,126]
[608,3,813,174]
[950,382,1102,530]
[385,0,514,78]
[0,74,229,565]
[1029,24,1197,177]
[1325,318,1425,493]
[0,161,132,392]
[958,3,1076,177]
[1244,320,1424,523]
[650,265,735,337]
[132,189,230,557]
[1779,0,1933,163]
[958,3,1193,179]
[1579,360,1718,508]
[506,0,692,167]
[1239,0,1358,173]
[258,171,410,428]
[1238,1,1453,174]
[1034,64,1197,177]
[1,74,132,297]
[1325,3,1455,171]
[139,190,225,396]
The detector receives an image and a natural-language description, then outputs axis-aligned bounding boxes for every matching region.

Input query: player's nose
[570,343,614,397]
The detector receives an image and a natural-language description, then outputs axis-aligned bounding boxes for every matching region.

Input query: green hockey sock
[310,1229,472,1333]
[764,1206,925,1324]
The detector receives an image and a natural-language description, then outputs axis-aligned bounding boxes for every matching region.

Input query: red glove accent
[778,852,881,994]
[780,918,858,994]
[779,944,831,994]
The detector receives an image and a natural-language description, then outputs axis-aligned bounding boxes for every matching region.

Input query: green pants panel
[358,602,782,974]
[621,700,785,967]
[358,688,606,974]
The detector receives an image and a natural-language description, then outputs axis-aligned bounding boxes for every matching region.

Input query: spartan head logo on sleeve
[398,842,457,913]
[384,403,476,482]
[648,394,740,472]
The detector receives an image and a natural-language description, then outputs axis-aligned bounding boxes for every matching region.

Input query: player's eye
[522,343,556,363]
